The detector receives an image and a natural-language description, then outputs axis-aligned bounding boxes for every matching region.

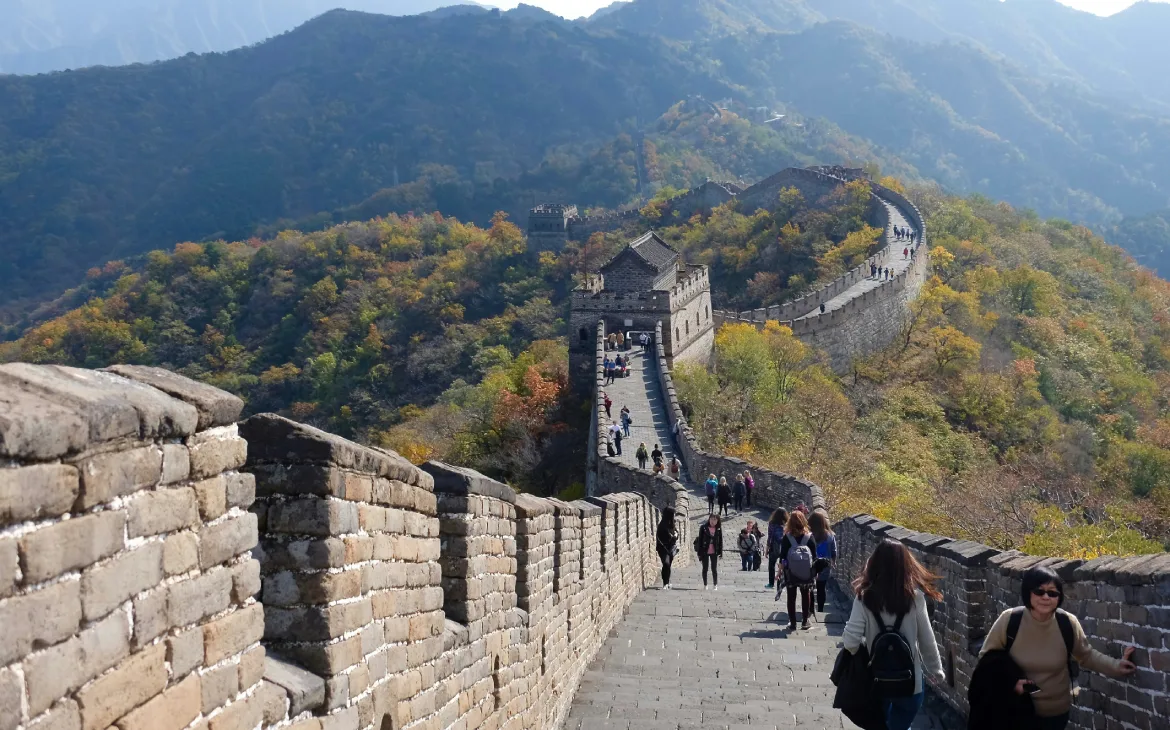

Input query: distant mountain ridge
[0,0,490,74]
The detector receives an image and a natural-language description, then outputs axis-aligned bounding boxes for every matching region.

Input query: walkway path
[570,347,961,730]
[796,200,920,321]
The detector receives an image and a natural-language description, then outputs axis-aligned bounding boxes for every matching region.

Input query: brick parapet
[832,514,1170,727]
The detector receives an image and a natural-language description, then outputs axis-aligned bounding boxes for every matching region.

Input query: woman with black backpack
[973,565,1136,730]
[654,508,679,590]
[841,539,945,730]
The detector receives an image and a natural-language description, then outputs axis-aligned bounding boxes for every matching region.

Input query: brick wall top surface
[0,362,220,460]
[422,460,517,502]
[240,413,430,488]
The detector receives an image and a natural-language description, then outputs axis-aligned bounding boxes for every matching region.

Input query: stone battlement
[0,365,668,730]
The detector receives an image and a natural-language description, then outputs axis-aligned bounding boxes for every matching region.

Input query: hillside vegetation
[6,7,1170,316]
[676,191,1170,557]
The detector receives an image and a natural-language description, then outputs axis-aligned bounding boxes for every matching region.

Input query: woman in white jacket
[842,539,945,730]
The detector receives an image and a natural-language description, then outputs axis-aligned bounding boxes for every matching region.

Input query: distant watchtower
[569,231,714,392]
[527,203,578,251]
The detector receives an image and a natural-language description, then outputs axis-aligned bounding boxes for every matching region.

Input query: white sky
[492,0,1167,21]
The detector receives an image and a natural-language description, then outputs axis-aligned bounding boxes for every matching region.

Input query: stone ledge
[935,540,1000,567]
[262,655,326,717]
[422,461,516,503]
[104,365,243,430]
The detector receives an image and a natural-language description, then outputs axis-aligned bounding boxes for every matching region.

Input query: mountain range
[4,0,1170,316]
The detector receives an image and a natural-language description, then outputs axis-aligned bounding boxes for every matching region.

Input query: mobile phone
[1024,681,1041,695]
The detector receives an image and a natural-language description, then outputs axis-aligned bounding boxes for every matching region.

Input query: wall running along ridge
[713,168,929,373]
[0,365,668,730]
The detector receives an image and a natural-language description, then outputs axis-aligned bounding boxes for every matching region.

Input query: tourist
[743,470,755,506]
[976,566,1136,730]
[616,331,625,350]
[669,456,681,479]
[640,331,650,351]
[809,509,837,613]
[620,406,632,437]
[820,303,826,314]
[732,473,747,512]
[636,442,649,470]
[608,332,617,350]
[737,524,757,571]
[794,502,809,516]
[606,439,616,457]
[613,429,623,455]
[903,247,908,259]
[704,474,718,513]
[765,508,789,589]
[651,443,663,468]
[779,511,817,631]
[655,508,678,589]
[748,520,764,571]
[716,476,732,517]
[603,356,612,384]
[871,262,877,279]
[602,392,612,418]
[841,539,945,730]
[694,513,723,590]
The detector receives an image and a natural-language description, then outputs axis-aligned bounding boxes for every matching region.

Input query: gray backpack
[786,534,815,584]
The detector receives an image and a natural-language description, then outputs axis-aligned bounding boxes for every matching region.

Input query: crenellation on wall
[833,514,1170,729]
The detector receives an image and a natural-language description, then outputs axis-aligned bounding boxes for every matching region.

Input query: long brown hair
[809,510,833,542]
[786,511,809,538]
[769,508,788,527]
[852,539,942,616]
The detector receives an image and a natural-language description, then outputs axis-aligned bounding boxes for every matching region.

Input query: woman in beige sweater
[979,565,1136,730]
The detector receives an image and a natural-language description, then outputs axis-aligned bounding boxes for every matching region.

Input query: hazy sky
[492,0,1167,21]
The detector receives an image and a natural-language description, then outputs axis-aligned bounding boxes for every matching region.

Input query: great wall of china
[0,168,1167,730]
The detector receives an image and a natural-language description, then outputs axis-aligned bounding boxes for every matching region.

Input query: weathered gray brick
[24,608,130,716]
[72,446,163,509]
[131,588,169,648]
[163,531,199,575]
[82,542,163,620]
[203,603,264,664]
[225,472,256,509]
[267,499,359,537]
[167,568,232,627]
[231,558,261,603]
[117,672,200,730]
[127,488,199,538]
[193,476,227,520]
[207,693,263,730]
[168,626,205,679]
[0,463,79,524]
[189,437,247,480]
[160,443,191,485]
[200,662,239,714]
[0,664,22,730]
[19,511,126,583]
[199,512,258,569]
[75,643,167,730]
[238,645,266,689]
[26,698,81,730]
[0,537,16,598]
[0,579,82,665]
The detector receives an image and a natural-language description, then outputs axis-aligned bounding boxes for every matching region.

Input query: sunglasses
[1031,588,1061,599]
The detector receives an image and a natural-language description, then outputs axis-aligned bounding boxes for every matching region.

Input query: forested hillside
[6,7,1170,317]
[674,190,1170,556]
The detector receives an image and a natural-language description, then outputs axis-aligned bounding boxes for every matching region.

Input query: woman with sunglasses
[979,566,1137,730]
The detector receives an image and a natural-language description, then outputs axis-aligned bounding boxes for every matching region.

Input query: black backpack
[868,610,916,698]
[1006,607,1078,680]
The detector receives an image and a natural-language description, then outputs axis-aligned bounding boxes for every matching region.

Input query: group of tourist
[870,262,894,281]
[601,353,627,383]
[653,495,1141,730]
[702,471,755,515]
[894,225,914,243]
[604,405,632,455]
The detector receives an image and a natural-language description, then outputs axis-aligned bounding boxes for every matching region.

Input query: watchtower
[527,203,578,251]
[569,231,714,392]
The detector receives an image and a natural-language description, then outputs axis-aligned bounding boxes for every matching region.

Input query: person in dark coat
[716,476,732,517]
[655,508,679,589]
[694,513,723,589]
[968,647,1033,730]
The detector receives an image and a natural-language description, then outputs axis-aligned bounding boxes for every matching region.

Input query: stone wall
[0,363,259,730]
[833,514,1170,730]
[651,322,827,516]
[1,365,671,730]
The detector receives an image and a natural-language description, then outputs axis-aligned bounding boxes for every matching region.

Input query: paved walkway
[599,345,686,481]
[796,201,919,321]
[570,346,962,730]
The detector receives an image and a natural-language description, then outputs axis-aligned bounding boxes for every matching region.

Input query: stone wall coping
[515,492,555,517]
[569,499,603,518]
[263,655,326,717]
[104,364,244,430]
[422,461,517,503]
[241,413,427,486]
[0,362,203,459]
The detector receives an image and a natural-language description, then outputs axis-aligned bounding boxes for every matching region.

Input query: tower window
[579,327,589,342]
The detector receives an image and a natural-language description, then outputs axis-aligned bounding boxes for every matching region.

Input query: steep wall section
[651,322,826,515]
[590,320,695,553]
[833,515,1170,730]
[0,364,259,730]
